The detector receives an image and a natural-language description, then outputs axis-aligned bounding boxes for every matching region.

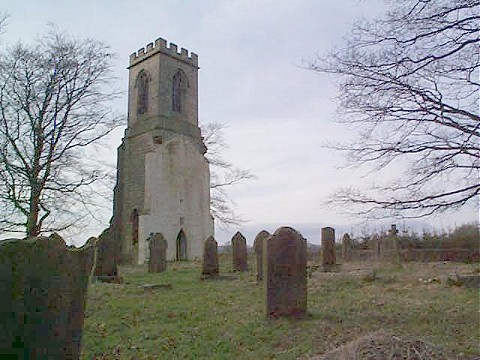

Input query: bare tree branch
[309,0,479,219]
[201,122,255,227]
[0,27,124,237]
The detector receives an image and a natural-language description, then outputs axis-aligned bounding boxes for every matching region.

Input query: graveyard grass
[82,256,479,359]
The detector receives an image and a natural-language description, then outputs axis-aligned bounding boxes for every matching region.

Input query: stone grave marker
[148,232,167,273]
[232,231,248,271]
[0,234,95,359]
[342,233,352,262]
[265,227,307,319]
[94,226,119,282]
[254,230,270,281]
[202,236,219,277]
[321,227,336,271]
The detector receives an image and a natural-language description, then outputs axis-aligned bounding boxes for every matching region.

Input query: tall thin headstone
[321,227,336,271]
[253,230,270,281]
[372,234,381,260]
[202,236,219,277]
[232,231,248,271]
[265,227,307,319]
[148,233,167,273]
[342,233,352,262]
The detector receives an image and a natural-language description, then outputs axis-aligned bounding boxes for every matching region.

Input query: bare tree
[309,0,479,219]
[0,29,123,237]
[201,122,255,227]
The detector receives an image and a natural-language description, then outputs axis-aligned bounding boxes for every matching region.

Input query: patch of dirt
[309,330,457,360]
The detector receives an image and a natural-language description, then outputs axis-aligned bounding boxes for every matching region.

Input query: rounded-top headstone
[265,226,307,319]
[148,232,167,273]
[253,230,270,281]
[202,236,219,276]
[94,227,119,282]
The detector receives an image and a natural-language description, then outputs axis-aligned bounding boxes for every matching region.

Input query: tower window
[136,71,149,115]
[172,70,187,113]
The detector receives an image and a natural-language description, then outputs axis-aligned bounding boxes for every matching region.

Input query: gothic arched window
[136,71,149,115]
[172,70,187,113]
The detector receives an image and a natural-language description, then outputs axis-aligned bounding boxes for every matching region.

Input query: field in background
[82,256,479,359]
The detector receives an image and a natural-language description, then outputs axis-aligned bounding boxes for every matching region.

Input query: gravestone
[265,227,307,319]
[254,230,270,281]
[342,233,352,262]
[387,224,401,263]
[372,234,381,260]
[321,227,336,271]
[0,234,95,360]
[202,236,219,277]
[94,226,119,282]
[148,232,167,273]
[232,231,248,271]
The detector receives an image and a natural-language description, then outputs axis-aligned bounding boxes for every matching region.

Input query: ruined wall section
[115,38,212,264]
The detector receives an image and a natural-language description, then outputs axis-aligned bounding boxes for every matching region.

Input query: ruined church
[112,38,214,264]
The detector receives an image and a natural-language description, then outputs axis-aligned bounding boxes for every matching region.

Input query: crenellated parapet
[129,37,198,68]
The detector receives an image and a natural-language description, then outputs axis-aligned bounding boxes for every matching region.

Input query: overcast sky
[2,0,477,245]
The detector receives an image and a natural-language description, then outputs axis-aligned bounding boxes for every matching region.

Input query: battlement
[129,38,198,68]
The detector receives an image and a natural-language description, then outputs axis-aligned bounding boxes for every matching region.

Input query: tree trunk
[26,184,40,238]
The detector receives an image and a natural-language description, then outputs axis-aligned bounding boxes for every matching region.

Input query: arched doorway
[176,230,187,261]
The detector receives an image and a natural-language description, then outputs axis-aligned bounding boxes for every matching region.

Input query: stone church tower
[112,38,214,264]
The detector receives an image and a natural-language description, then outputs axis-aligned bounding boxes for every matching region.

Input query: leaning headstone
[265,227,307,319]
[202,236,219,277]
[148,233,167,273]
[94,226,119,282]
[232,231,248,271]
[0,234,95,360]
[254,230,270,281]
[342,233,353,262]
[321,227,336,271]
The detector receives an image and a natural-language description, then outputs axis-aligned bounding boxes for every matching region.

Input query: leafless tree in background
[201,122,255,227]
[310,0,479,219]
[0,28,123,237]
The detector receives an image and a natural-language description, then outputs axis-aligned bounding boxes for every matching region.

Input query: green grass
[82,257,480,359]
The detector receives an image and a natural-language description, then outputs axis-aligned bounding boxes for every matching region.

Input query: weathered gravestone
[0,234,95,360]
[202,236,219,277]
[94,226,119,282]
[232,231,248,271]
[321,227,336,271]
[148,232,167,273]
[254,230,270,281]
[342,233,353,262]
[265,227,307,319]
[385,224,401,263]
[372,234,381,260]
